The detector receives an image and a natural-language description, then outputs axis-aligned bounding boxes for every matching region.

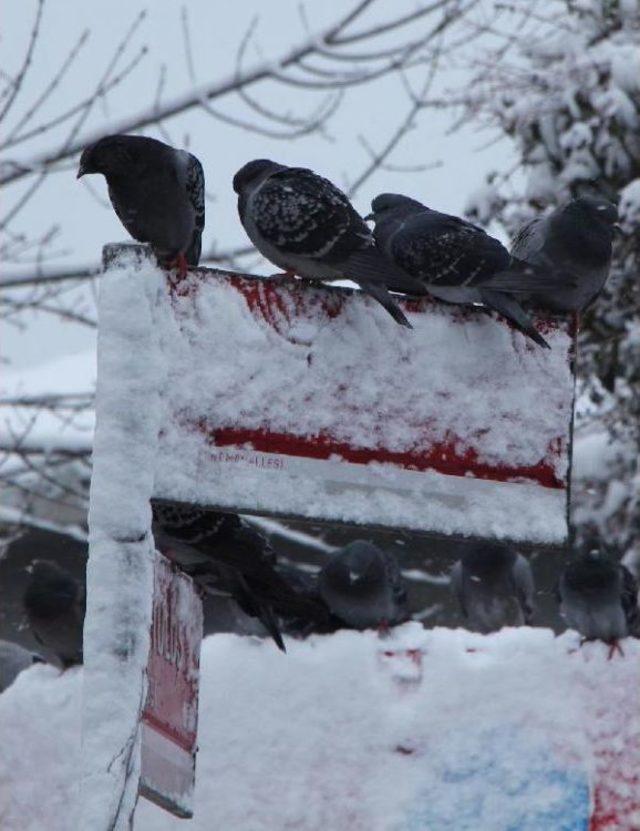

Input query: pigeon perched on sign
[510,196,618,312]
[151,502,328,651]
[450,542,535,633]
[557,550,639,657]
[367,192,560,348]
[77,134,205,276]
[317,540,408,630]
[0,640,44,693]
[233,159,427,328]
[23,560,85,669]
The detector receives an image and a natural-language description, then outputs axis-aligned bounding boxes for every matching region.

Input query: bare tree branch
[0,0,45,124]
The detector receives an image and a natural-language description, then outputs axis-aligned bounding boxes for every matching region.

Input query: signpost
[140,551,203,818]
[85,246,581,828]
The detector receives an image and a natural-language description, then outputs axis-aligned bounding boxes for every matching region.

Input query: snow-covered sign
[100,246,575,545]
[139,551,202,819]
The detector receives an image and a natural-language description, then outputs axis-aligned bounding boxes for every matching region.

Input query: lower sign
[140,550,203,818]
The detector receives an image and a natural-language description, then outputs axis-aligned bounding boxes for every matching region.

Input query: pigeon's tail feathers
[260,603,286,652]
[185,229,202,266]
[359,281,412,328]
[343,248,427,296]
[479,288,550,349]
[483,261,578,294]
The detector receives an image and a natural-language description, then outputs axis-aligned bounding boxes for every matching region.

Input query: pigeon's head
[562,196,619,238]
[23,559,78,617]
[563,552,618,595]
[366,193,426,224]
[77,135,141,179]
[232,159,282,194]
[320,541,384,595]
[461,542,516,581]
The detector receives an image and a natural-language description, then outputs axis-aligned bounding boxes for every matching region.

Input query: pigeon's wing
[185,153,205,265]
[252,167,371,263]
[620,564,640,634]
[511,554,536,624]
[391,210,510,286]
[510,215,547,262]
[449,560,468,618]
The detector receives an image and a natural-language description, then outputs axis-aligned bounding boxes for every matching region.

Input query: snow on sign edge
[84,253,170,830]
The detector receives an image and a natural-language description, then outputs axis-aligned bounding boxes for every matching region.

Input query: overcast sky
[2,0,514,371]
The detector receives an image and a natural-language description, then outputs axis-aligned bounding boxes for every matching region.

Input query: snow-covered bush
[462,0,640,568]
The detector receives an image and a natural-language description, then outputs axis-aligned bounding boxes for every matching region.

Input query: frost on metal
[82,248,171,830]
[118,251,575,544]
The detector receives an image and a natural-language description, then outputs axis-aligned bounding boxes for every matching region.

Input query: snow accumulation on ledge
[1,625,639,831]
[99,249,575,544]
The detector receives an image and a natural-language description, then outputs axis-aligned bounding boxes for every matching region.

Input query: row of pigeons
[77,134,619,348]
[3,506,637,693]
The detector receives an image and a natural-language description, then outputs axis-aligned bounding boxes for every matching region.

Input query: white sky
[1,0,514,371]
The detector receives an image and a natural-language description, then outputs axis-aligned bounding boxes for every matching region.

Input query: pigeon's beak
[364,212,374,222]
[76,164,86,179]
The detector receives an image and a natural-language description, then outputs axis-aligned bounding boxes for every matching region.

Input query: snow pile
[1,626,639,831]
[98,250,575,542]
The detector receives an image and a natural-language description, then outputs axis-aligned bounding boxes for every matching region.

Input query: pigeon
[151,502,328,651]
[233,159,428,328]
[317,540,408,630]
[367,192,562,348]
[0,640,44,693]
[557,551,639,657]
[23,560,85,669]
[450,542,535,633]
[77,134,205,276]
[511,195,618,312]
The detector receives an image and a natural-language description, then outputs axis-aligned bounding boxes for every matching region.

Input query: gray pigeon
[151,502,329,651]
[450,542,535,633]
[77,134,205,275]
[23,560,85,669]
[232,160,427,328]
[0,640,44,693]
[557,551,639,656]
[367,192,563,348]
[510,196,618,312]
[317,540,408,630]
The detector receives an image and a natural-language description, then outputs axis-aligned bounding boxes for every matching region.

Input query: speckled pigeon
[317,540,408,630]
[450,542,535,633]
[367,192,560,348]
[233,160,427,328]
[0,640,44,693]
[77,134,205,275]
[511,196,618,312]
[151,502,328,651]
[23,560,85,669]
[557,551,639,657]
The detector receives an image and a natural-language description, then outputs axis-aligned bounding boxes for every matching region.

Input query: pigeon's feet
[377,619,391,638]
[607,639,624,660]
[172,252,189,280]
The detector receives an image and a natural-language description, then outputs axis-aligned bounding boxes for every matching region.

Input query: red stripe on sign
[142,711,197,754]
[198,425,565,490]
